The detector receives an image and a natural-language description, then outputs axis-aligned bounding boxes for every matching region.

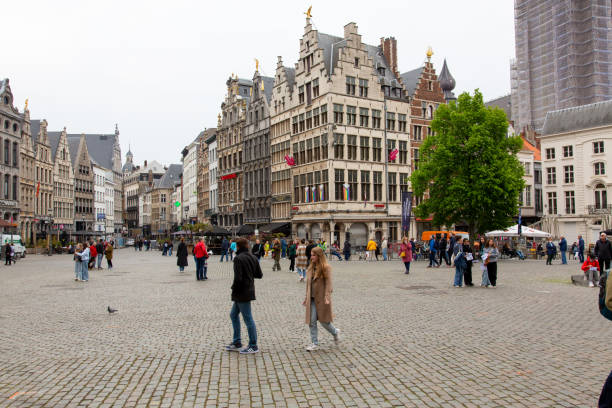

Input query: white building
[92,163,107,235]
[208,136,218,224]
[181,139,199,223]
[540,100,612,245]
[104,169,115,237]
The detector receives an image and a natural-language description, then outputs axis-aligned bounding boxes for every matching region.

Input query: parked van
[421,231,469,242]
[0,234,26,258]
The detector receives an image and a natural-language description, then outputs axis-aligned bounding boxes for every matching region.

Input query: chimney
[381,37,399,80]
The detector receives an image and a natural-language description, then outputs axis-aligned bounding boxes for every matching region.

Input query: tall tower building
[511,0,612,133]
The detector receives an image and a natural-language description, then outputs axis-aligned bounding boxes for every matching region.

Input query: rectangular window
[306,138,313,163]
[346,76,356,95]
[313,136,321,161]
[294,175,300,203]
[400,173,409,194]
[299,113,305,132]
[413,148,420,170]
[563,145,573,158]
[322,134,328,159]
[413,125,422,140]
[547,192,557,214]
[545,148,555,160]
[372,110,381,129]
[313,78,319,97]
[595,162,606,175]
[399,141,408,164]
[546,167,556,184]
[12,175,16,200]
[334,134,344,159]
[386,112,396,131]
[347,135,357,160]
[534,168,542,184]
[359,108,369,127]
[306,82,312,105]
[299,141,306,164]
[359,79,368,97]
[333,104,344,124]
[292,143,299,165]
[565,191,575,214]
[313,107,320,127]
[298,85,305,104]
[564,165,574,183]
[373,171,383,201]
[388,172,397,201]
[305,110,312,129]
[12,143,17,167]
[320,104,327,124]
[334,169,345,201]
[594,141,604,154]
[361,170,370,201]
[348,170,358,201]
[346,106,357,125]
[398,114,407,132]
[292,116,298,134]
[4,140,8,164]
[360,136,370,161]
[321,169,329,201]
[525,185,532,206]
[372,138,382,162]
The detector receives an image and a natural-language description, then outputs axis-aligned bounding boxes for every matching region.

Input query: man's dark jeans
[195,257,206,280]
[599,257,611,272]
[429,251,439,267]
[230,301,257,348]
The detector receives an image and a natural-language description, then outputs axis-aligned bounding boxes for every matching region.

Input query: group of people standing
[224,237,340,354]
[176,237,209,280]
[73,239,114,282]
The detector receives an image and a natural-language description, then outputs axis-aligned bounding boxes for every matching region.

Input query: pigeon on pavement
[107,306,118,314]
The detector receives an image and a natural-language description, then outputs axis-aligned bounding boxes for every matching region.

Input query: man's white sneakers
[306,343,319,351]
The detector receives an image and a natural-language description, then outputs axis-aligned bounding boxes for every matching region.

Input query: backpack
[598,269,612,321]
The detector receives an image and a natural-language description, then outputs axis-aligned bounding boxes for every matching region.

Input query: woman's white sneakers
[306,343,319,351]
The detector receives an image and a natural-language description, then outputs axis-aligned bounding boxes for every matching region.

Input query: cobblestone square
[1,250,611,407]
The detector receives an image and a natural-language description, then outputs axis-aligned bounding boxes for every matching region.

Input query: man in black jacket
[305,240,316,267]
[225,238,263,354]
[95,240,104,269]
[595,232,612,272]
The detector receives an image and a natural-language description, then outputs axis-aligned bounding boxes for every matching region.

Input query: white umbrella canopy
[485,224,551,238]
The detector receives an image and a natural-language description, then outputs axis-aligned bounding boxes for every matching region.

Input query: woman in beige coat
[302,246,340,351]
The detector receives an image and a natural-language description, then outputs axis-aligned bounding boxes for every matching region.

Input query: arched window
[427,105,434,119]
[595,184,607,210]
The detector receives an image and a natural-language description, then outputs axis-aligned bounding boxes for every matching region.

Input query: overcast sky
[4,0,515,166]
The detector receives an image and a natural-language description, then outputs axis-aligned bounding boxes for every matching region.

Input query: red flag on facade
[36,182,40,197]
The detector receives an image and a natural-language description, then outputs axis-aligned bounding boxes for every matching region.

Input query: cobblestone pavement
[0,249,611,407]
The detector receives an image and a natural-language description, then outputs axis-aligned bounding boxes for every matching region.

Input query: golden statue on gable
[305,6,312,19]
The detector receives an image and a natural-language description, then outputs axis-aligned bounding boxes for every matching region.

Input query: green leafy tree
[410,90,524,240]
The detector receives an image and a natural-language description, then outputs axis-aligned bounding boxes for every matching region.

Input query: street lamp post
[229,200,237,237]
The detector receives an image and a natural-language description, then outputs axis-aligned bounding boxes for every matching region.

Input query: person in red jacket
[581,253,600,287]
[194,238,209,281]
[88,241,98,270]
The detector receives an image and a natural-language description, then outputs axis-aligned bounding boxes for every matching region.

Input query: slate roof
[66,133,117,170]
[542,99,612,135]
[262,76,275,102]
[0,79,8,95]
[47,131,62,160]
[30,120,41,146]
[485,95,512,122]
[317,32,345,76]
[400,67,424,97]
[364,44,399,86]
[284,67,295,89]
[67,137,81,167]
[122,160,135,173]
[156,164,182,189]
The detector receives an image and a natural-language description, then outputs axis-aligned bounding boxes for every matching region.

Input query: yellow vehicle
[421,231,469,242]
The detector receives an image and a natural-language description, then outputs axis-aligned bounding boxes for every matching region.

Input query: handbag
[400,251,405,258]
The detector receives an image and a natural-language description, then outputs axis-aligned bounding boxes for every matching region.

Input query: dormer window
[378,67,385,76]
[3,96,8,104]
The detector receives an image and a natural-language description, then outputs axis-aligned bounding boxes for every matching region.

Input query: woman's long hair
[308,246,329,280]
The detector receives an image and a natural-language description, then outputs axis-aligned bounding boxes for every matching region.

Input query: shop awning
[237,225,254,236]
[258,222,291,235]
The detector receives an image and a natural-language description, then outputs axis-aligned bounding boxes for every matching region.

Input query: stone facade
[71,135,94,235]
[33,119,54,238]
[49,128,74,233]
[243,71,273,228]
[0,79,22,226]
[207,135,218,225]
[123,160,165,236]
[217,76,251,228]
[151,164,181,236]
[181,138,198,223]
[19,114,36,242]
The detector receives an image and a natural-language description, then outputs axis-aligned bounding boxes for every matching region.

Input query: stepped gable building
[67,126,123,234]
[69,135,94,235]
[19,110,35,242]
[31,120,54,239]
[284,19,446,246]
[151,164,182,236]
[217,75,252,229]
[123,159,165,235]
[242,69,274,232]
[0,79,22,227]
[48,127,74,233]
[269,57,295,225]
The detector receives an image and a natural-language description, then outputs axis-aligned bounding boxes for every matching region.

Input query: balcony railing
[587,204,612,214]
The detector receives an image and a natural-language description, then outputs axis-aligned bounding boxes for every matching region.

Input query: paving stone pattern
[0,250,610,407]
